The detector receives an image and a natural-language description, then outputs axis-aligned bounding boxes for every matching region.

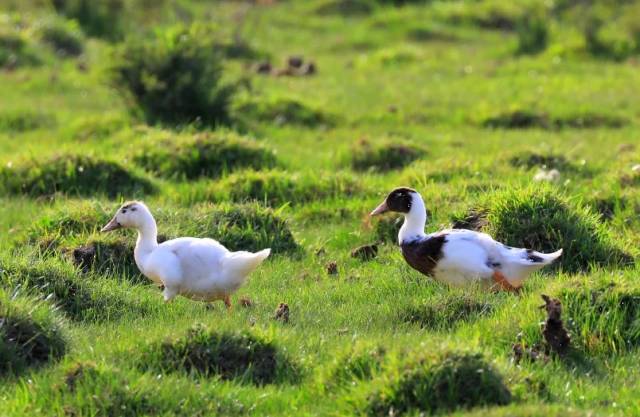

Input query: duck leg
[223,295,232,310]
[492,271,520,293]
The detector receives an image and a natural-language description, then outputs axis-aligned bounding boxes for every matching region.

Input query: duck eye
[121,209,127,214]
[130,207,137,212]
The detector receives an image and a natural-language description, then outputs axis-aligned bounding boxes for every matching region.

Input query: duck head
[101,201,154,232]
[371,187,427,244]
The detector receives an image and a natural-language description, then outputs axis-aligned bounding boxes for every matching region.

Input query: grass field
[1,1,640,416]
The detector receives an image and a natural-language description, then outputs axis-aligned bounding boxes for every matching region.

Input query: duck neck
[399,195,427,245]
[134,218,158,268]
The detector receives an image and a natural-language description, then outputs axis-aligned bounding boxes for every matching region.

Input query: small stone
[287,55,304,68]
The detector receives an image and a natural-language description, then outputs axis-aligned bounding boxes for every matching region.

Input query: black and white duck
[370,187,563,291]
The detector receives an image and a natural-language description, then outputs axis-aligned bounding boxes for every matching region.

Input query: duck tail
[222,248,271,284]
[526,248,563,265]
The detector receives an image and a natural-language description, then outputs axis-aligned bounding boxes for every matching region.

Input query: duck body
[102,201,270,306]
[371,188,562,290]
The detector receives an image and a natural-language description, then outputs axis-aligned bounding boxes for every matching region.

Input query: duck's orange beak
[370,201,389,216]
[101,217,122,232]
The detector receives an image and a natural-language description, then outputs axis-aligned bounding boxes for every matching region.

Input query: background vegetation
[1,0,640,415]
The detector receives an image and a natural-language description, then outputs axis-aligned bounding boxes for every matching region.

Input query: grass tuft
[366,353,511,416]
[36,17,84,57]
[0,154,155,197]
[330,345,386,386]
[474,186,632,272]
[139,324,298,385]
[483,110,627,130]
[133,132,278,180]
[236,97,334,128]
[206,169,362,207]
[0,287,67,375]
[348,139,426,172]
[0,110,56,132]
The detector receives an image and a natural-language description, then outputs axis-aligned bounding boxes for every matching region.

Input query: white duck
[370,187,562,291]
[101,201,270,308]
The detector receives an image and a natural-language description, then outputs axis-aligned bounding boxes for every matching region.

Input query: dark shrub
[349,139,426,172]
[37,18,84,57]
[0,287,67,375]
[133,132,278,180]
[477,187,632,272]
[139,325,297,385]
[110,25,235,126]
[367,353,511,416]
[0,154,155,197]
[53,0,125,41]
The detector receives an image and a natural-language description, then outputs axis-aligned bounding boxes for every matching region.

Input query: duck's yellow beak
[370,201,389,216]
[101,217,122,232]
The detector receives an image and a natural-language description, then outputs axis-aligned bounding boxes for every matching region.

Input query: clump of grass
[28,200,112,241]
[36,17,84,57]
[516,13,549,55]
[53,0,126,41]
[583,14,637,61]
[68,238,144,283]
[348,139,426,172]
[0,257,152,322]
[139,324,297,385]
[133,132,278,180]
[209,170,362,207]
[401,293,494,331]
[174,203,299,254]
[236,97,334,128]
[315,0,374,16]
[0,110,56,132]
[483,110,626,130]
[559,280,640,354]
[474,186,631,272]
[110,24,235,126]
[509,152,573,171]
[330,345,386,387]
[0,27,42,69]
[447,1,524,31]
[68,113,128,141]
[0,154,155,198]
[366,353,511,416]
[0,287,67,375]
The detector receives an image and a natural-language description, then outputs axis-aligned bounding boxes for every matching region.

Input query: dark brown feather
[400,234,448,276]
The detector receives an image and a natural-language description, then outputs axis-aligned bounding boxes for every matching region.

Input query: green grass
[1,0,640,415]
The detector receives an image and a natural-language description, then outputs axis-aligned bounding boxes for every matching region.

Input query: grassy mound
[0,257,152,322]
[53,0,126,41]
[36,17,84,57]
[0,154,155,197]
[470,187,632,273]
[210,170,362,207]
[330,345,385,386]
[0,287,67,375]
[110,24,234,126]
[133,132,278,180]
[172,203,299,254]
[236,97,334,128]
[0,27,42,69]
[68,238,144,282]
[0,110,56,132]
[139,325,297,385]
[348,139,426,172]
[559,280,640,354]
[401,293,494,331]
[367,353,511,416]
[483,110,626,129]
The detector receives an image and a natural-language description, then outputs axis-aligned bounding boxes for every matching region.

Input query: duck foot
[223,295,232,310]
[492,271,520,293]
